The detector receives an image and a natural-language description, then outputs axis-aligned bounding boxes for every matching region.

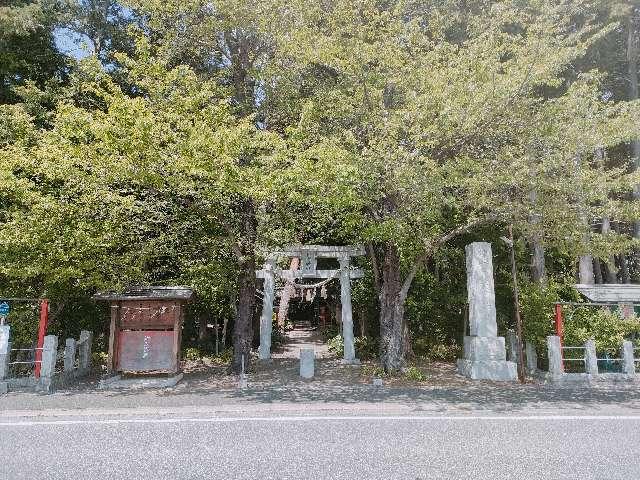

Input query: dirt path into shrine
[271,321,331,359]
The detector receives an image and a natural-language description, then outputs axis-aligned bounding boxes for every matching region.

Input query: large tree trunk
[277,257,300,328]
[528,191,547,286]
[601,217,618,283]
[593,258,603,284]
[231,199,257,373]
[575,153,595,285]
[379,243,407,372]
[619,253,632,284]
[530,239,547,285]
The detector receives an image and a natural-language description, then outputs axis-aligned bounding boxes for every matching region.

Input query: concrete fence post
[547,336,564,376]
[38,335,58,393]
[0,325,10,381]
[525,341,538,374]
[622,341,635,376]
[300,348,315,379]
[64,338,76,374]
[584,339,598,376]
[78,330,92,373]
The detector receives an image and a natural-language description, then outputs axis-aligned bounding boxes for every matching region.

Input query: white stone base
[463,336,507,361]
[457,359,518,381]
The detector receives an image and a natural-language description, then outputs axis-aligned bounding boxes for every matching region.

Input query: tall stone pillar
[258,259,276,360]
[457,242,517,381]
[63,338,76,374]
[78,330,93,372]
[584,339,598,376]
[0,325,10,381]
[525,341,538,374]
[37,335,58,393]
[339,255,358,364]
[547,335,564,376]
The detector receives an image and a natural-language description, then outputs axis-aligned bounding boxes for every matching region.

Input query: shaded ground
[2,354,640,416]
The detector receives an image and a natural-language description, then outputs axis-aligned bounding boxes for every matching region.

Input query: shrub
[327,334,344,356]
[361,364,387,377]
[183,347,202,361]
[403,366,426,381]
[519,280,640,354]
[92,351,109,368]
[355,336,378,360]
[519,279,565,350]
[427,343,461,361]
[412,337,460,361]
[564,307,640,354]
[320,325,340,342]
[327,334,379,359]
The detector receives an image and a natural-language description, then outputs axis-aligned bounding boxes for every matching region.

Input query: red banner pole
[34,299,49,378]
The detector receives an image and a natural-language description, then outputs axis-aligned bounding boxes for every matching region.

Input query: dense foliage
[2,0,640,371]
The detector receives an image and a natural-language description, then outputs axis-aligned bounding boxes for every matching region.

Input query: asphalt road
[1,412,639,480]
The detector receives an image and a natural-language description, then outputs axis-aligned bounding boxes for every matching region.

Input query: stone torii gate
[256,245,364,364]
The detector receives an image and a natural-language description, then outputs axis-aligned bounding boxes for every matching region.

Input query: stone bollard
[506,330,521,364]
[584,339,598,376]
[622,341,635,376]
[547,336,564,376]
[38,335,58,393]
[0,325,10,381]
[525,341,538,374]
[64,338,76,374]
[0,326,10,394]
[299,348,315,379]
[78,330,92,373]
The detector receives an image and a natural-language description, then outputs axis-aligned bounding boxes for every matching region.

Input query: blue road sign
[0,302,10,316]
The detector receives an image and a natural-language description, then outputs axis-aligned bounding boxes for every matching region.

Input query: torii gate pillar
[339,255,358,364]
[258,259,276,360]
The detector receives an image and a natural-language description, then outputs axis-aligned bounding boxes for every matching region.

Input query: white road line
[1,415,640,427]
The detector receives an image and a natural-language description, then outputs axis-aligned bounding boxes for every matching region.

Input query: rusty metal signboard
[117,331,177,372]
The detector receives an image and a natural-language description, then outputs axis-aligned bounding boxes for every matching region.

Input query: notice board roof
[93,286,194,302]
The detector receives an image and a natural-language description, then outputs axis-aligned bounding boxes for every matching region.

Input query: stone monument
[299,348,315,379]
[457,242,517,381]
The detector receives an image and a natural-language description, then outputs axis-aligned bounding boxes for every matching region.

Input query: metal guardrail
[8,347,42,366]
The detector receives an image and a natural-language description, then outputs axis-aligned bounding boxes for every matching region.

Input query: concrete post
[0,325,10,381]
[506,329,521,364]
[299,348,315,379]
[38,335,58,393]
[621,341,635,375]
[64,338,76,374]
[584,339,598,376]
[78,330,92,371]
[547,335,564,375]
[339,255,358,364]
[525,341,538,374]
[258,259,276,360]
